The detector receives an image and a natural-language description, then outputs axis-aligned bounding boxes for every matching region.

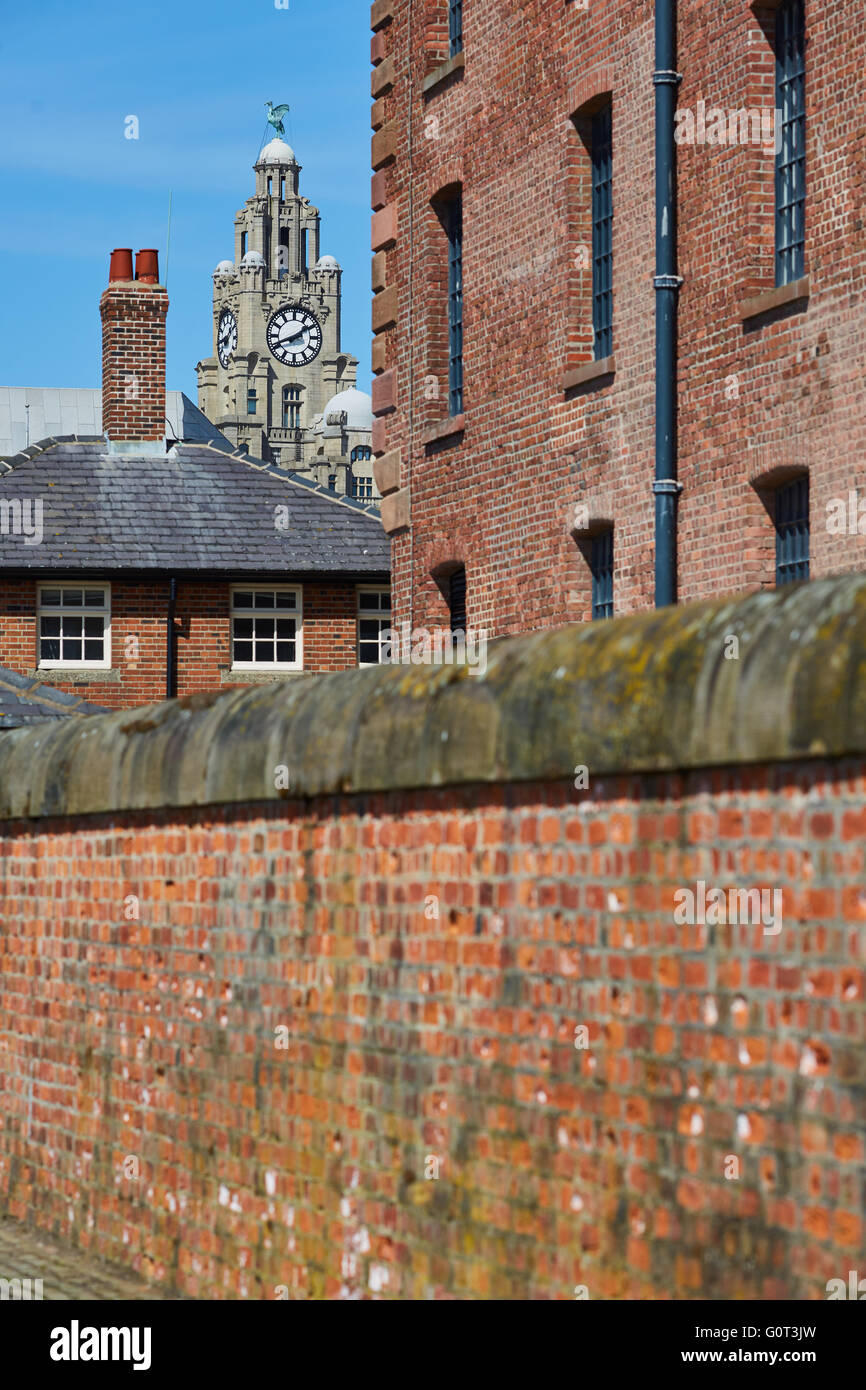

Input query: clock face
[217,309,237,368]
[266,305,323,366]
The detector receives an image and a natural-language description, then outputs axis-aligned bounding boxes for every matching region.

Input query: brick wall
[0,576,383,707]
[372,0,866,633]
[0,578,863,1299]
[1,766,864,1300]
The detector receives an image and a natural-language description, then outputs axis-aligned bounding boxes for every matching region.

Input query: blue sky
[0,0,371,396]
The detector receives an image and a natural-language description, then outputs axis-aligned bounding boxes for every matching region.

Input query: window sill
[741,275,810,324]
[422,413,465,447]
[30,668,120,684]
[563,355,616,393]
[422,51,465,96]
[221,669,310,684]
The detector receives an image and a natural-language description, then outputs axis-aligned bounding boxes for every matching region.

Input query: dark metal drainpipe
[653,0,683,607]
[166,577,177,699]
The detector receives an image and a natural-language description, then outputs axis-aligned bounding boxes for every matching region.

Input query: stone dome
[315,254,340,271]
[214,259,235,276]
[240,250,266,269]
[258,138,296,165]
[321,388,373,438]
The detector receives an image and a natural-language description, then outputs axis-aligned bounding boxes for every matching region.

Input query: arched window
[350,445,372,463]
[775,475,809,585]
[590,529,614,620]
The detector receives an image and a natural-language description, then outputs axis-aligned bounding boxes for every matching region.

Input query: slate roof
[0,666,111,729]
[0,438,390,574]
[0,388,230,458]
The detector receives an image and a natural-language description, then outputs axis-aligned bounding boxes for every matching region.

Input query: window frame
[357,586,393,667]
[348,474,375,501]
[591,101,613,361]
[446,196,464,417]
[448,566,467,634]
[37,582,112,670]
[590,530,614,620]
[775,0,806,287]
[282,385,302,430]
[449,0,463,58]
[774,474,810,586]
[229,585,303,672]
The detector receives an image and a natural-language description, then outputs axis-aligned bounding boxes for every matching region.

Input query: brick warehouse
[0,250,390,708]
[369,0,866,634]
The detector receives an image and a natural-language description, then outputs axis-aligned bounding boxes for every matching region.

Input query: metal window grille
[449,0,462,57]
[775,476,810,585]
[591,103,613,360]
[775,0,806,286]
[448,566,467,633]
[591,530,614,620]
[446,197,463,416]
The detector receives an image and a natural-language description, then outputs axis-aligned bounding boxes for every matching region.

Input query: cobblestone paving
[0,1216,179,1300]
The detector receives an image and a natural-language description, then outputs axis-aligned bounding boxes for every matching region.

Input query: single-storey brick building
[0,250,390,709]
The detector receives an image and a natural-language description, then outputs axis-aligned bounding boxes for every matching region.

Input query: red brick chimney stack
[100,248,169,445]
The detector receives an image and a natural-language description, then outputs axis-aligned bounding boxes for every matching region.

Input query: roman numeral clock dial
[266,305,323,366]
[217,309,237,368]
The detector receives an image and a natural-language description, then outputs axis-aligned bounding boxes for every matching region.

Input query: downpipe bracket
[653,69,683,86]
[653,479,683,495]
[654,274,684,290]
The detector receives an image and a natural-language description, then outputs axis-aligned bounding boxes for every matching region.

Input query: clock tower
[196,135,372,488]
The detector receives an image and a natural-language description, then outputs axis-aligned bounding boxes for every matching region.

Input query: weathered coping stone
[1,575,864,820]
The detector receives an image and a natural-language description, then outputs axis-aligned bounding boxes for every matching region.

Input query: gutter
[166,576,177,699]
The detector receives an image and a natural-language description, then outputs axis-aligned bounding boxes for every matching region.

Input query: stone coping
[0,574,864,818]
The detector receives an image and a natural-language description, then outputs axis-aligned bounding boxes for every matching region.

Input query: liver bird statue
[265,102,290,139]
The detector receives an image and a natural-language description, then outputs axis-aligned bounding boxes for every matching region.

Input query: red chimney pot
[135,249,160,284]
[108,248,134,282]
